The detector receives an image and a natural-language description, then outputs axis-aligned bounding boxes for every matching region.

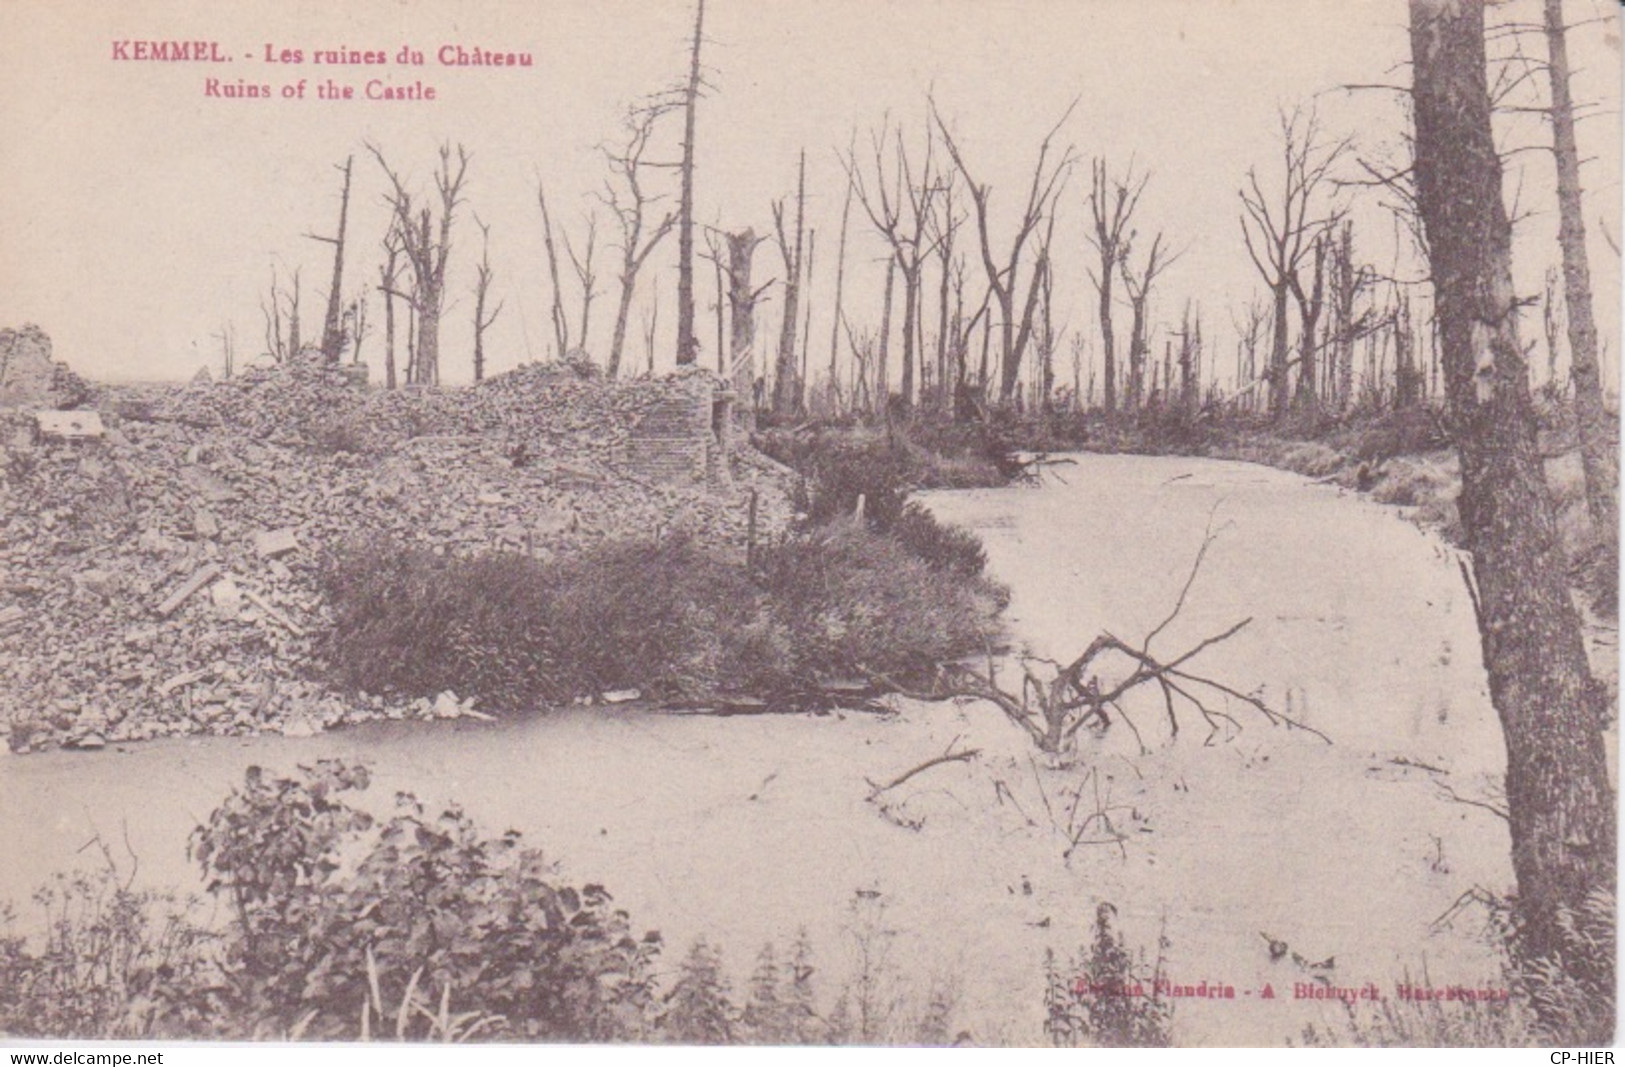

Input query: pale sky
[0,0,1617,391]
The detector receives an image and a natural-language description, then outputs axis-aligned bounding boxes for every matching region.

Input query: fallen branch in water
[865,738,981,801]
[877,514,1332,754]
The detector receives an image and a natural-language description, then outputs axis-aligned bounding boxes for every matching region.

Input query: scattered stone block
[210,574,243,613]
[157,667,210,696]
[153,563,222,617]
[192,507,220,539]
[179,464,236,502]
[35,410,105,442]
[253,527,300,559]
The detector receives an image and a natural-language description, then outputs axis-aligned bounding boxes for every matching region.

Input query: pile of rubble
[0,344,795,753]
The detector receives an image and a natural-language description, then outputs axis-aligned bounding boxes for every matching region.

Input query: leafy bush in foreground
[189,759,661,1041]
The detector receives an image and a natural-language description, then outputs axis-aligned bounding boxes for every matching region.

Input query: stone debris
[36,410,105,442]
[154,564,223,618]
[252,527,300,559]
[0,345,794,753]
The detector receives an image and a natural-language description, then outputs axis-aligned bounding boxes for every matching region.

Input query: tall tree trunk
[726,229,761,427]
[1127,295,1148,411]
[877,258,896,417]
[1268,283,1290,419]
[899,266,919,413]
[773,151,806,416]
[800,230,815,410]
[935,252,951,414]
[611,277,638,380]
[379,241,400,390]
[714,252,726,374]
[382,289,396,390]
[417,298,440,386]
[828,175,854,412]
[1333,220,1357,411]
[538,181,569,360]
[319,156,353,362]
[675,0,705,365]
[1293,234,1326,411]
[1544,0,1617,540]
[1100,268,1118,414]
[1394,295,1421,409]
[1410,0,1615,1021]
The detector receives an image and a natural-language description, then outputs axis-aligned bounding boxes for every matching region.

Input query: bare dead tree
[369,142,470,386]
[643,288,659,376]
[771,150,808,415]
[471,216,502,383]
[1033,209,1059,412]
[536,177,570,360]
[602,103,677,379]
[827,137,857,414]
[346,289,368,368]
[675,0,706,366]
[1393,290,1423,409]
[1086,158,1148,415]
[1176,302,1203,414]
[841,314,875,416]
[1542,265,1564,395]
[212,322,236,380]
[799,229,816,406]
[1541,0,1616,540]
[378,227,403,389]
[1291,229,1331,409]
[1410,0,1614,1017]
[563,210,600,360]
[928,169,965,414]
[1119,232,1175,412]
[844,118,942,413]
[1328,219,1378,411]
[1240,105,1352,420]
[307,155,353,363]
[876,255,897,416]
[933,96,1077,402]
[260,264,302,363]
[722,228,770,418]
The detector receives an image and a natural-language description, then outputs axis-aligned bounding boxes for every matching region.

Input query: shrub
[754,524,1001,689]
[1044,903,1172,1048]
[545,534,765,699]
[791,435,913,529]
[1349,406,1448,463]
[318,540,561,710]
[320,525,1001,710]
[189,760,662,1041]
[660,937,736,1043]
[891,502,987,579]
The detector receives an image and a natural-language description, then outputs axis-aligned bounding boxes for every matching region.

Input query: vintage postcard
[0,0,1618,1051]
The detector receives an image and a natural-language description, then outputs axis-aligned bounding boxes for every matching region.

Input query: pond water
[0,453,1520,1044]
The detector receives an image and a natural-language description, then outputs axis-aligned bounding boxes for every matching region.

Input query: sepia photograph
[0,0,1618,1051]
